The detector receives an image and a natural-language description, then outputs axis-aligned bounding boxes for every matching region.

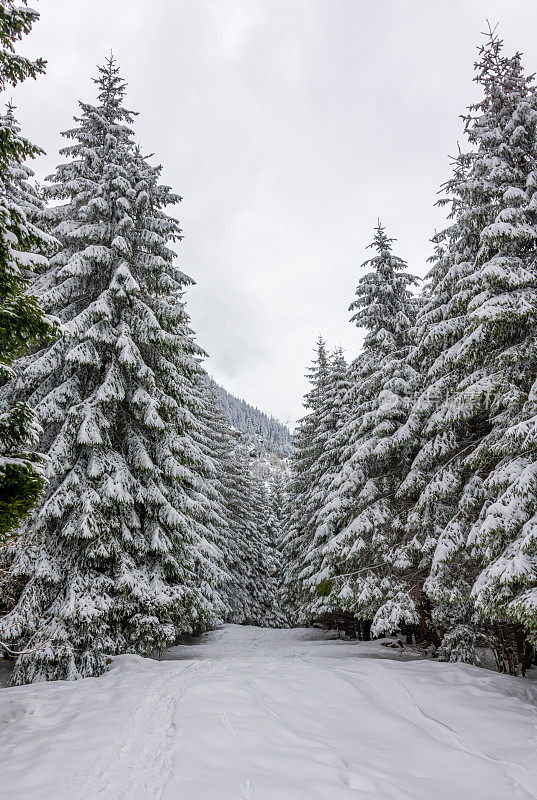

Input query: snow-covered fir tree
[268,465,288,533]
[204,407,252,625]
[249,470,287,626]
[308,226,419,632]
[267,467,288,611]
[394,32,537,664]
[296,346,351,620]
[280,337,332,621]
[461,47,537,656]
[277,31,537,669]
[0,58,232,683]
[0,3,56,541]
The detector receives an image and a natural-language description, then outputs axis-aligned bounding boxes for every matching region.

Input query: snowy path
[1,625,537,799]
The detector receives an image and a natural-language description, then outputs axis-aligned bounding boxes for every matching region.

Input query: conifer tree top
[466,26,531,130]
[349,223,417,354]
[301,336,330,412]
[92,54,134,124]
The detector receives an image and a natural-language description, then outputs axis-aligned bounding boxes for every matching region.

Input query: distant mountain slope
[209,379,292,457]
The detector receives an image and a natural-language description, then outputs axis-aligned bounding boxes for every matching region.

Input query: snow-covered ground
[1,625,537,800]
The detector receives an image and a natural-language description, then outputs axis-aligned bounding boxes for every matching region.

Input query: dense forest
[0,3,285,684]
[282,35,537,675]
[1,0,537,686]
[209,379,292,457]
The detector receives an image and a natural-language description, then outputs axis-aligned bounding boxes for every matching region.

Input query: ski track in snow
[322,658,537,798]
[1,625,537,800]
[57,660,213,800]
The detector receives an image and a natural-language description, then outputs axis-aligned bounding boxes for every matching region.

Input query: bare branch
[329,562,388,580]
[0,623,60,657]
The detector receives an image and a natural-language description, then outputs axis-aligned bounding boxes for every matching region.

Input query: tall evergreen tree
[208,415,253,625]
[280,337,331,621]
[0,59,229,683]
[298,346,351,620]
[310,226,419,632]
[267,466,288,618]
[463,57,537,654]
[268,467,288,532]
[249,470,287,626]
[395,32,537,664]
[0,1,55,540]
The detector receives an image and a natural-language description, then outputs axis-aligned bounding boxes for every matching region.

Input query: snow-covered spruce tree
[464,86,537,661]
[307,225,419,633]
[267,467,288,615]
[394,33,537,666]
[189,386,249,615]
[269,465,291,612]
[297,346,352,621]
[268,464,288,534]
[280,337,331,621]
[0,58,230,683]
[207,412,252,624]
[470,386,537,666]
[0,2,56,541]
[249,470,287,626]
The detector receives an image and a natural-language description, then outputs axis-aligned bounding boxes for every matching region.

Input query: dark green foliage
[0,1,55,541]
[0,2,45,91]
[316,579,334,597]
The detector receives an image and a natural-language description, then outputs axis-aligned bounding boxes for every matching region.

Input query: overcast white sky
[11,0,537,426]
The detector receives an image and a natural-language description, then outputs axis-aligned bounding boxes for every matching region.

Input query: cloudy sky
[12,0,537,426]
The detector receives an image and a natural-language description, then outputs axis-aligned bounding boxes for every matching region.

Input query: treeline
[0,3,284,684]
[208,379,292,457]
[282,32,537,675]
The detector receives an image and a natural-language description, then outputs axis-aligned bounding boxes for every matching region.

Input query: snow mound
[107,653,156,674]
